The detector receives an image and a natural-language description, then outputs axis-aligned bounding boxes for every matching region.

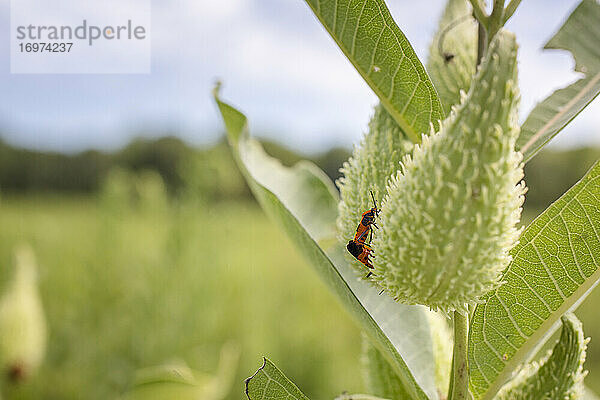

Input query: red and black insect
[347,191,380,277]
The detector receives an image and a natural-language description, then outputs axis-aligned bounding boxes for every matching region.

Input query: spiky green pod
[0,245,47,382]
[372,31,526,313]
[337,104,414,263]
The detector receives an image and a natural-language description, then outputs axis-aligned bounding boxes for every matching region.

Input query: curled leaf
[215,89,440,400]
[495,314,587,400]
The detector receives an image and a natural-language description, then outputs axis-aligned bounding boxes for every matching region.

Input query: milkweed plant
[215,0,600,399]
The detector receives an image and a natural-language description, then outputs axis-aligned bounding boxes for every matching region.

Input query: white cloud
[0,0,598,151]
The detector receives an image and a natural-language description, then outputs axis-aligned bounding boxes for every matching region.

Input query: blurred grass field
[1,140,600,399]
[0,190,364,399]
[2,197,600,399]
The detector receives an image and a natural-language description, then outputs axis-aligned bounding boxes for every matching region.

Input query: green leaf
[495,313,587,400]
[362,336,411,400]
[469,160,600,400]
[245,358,310,400]
[427,0,478,115]
[517,0,600,163]
[215,90,441,400]
[303,0,444,142]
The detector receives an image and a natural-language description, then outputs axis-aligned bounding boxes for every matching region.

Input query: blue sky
[0,0,598,153]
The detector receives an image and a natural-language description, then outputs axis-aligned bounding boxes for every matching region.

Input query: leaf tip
[212,79,223,100]
[244,357,268,400]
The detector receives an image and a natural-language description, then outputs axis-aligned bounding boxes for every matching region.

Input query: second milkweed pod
[427,0,478,115]
[372,31,526,314]
[337,105,414,273]
[0,245,47,382]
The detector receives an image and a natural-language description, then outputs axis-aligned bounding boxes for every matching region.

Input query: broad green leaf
[427,0,478,114]
[245,358,309,400]
[304,0,444,142]
[495,313,587,400]
[518,0,600,163]
[215,90,441,400]
[469,161,600,400]
[362,336,411,400]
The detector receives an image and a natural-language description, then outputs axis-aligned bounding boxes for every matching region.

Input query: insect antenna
[370,190,380,215]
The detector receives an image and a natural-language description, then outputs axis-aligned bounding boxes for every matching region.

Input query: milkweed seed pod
[337,104,414,253]
[373,31,526,313]
[427,0,478,115]
[0,245,47,382]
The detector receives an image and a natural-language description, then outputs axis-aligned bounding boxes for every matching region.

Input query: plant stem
[476,21,486,66]
[487,0,505,44]
[449,312,469,400]
[503,0,522,24]
[468,0,488,28]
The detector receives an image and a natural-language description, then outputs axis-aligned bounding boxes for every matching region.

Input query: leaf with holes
[469,160,600,400]
[303,0,444,142]
[517,0,600,163]
[245,358,309,400]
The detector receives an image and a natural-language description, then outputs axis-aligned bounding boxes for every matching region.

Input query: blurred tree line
[0,136,598,213]
[0,136,349,201]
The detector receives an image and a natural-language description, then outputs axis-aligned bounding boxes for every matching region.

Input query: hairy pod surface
[337,104,414,250]
[373,31,526,313]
